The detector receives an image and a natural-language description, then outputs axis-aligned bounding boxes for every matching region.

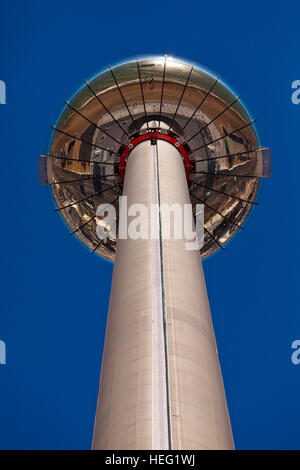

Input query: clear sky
[0,0,299,450]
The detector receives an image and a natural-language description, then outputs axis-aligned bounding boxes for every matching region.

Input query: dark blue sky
[0,0,299,450]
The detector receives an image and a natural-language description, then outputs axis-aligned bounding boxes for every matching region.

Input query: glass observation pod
[39,56,271,261]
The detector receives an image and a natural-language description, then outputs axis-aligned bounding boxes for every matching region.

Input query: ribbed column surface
[92,139,234,450]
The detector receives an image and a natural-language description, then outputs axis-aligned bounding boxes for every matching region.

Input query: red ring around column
[117,130,192,183]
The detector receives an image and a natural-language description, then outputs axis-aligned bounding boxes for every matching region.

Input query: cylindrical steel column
[92,139,234,450]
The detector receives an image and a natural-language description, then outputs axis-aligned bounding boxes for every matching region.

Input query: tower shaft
[92,140,234,450]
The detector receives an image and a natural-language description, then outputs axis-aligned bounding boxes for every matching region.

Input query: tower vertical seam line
[155,141,172,450]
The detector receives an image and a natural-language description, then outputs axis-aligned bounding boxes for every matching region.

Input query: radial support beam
[92,139,234,450]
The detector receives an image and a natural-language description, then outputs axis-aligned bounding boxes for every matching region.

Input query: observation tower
[39,56,271,450]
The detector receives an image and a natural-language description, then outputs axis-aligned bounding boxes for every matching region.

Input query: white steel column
[92,139,234,450]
